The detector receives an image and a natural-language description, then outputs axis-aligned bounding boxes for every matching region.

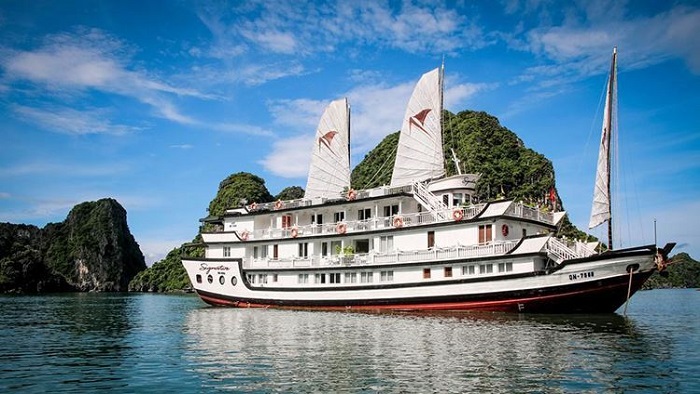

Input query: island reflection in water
[183,307,678,393]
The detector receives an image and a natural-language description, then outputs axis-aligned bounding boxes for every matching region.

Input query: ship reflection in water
[183,306,679,393]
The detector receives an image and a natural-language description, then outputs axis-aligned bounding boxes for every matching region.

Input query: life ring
[248,202,258,211]
[453,209,464,221]
[336,222,347,234]
[275,200,284,210]
[393,216,404,228]
[240,230,250,241]
[501,224,509,237]
[290,227,299,238]
[347,189,357,201]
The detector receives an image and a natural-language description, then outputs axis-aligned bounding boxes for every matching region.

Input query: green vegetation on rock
[1,198,145,293]
[276,186,305,201]
[208,172,274,216]
[643,253,700,289]
[129,247,190,292]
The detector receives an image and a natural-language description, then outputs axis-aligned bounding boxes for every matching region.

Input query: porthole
[207,274,213,284]
[196,274,202,284]
[219,275,225,285]
[231,276,238,286]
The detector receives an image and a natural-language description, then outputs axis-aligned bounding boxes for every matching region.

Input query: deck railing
[243,240,521,269]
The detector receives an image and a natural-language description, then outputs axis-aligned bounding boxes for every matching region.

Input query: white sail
[589,48,617,230]
[390,67,445,187]
[304,98,351,200]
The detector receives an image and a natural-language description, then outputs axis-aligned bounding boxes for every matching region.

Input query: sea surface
[1,289,698,393]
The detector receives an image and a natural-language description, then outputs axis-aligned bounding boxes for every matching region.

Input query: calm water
[1,289,698,393]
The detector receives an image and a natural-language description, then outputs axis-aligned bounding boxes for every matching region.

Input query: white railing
[545,237,579,263]
[507,202,554,225]
[244,240,520,269]
[412,181,448,219]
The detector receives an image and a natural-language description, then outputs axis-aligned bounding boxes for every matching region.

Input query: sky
[1,0,698,265]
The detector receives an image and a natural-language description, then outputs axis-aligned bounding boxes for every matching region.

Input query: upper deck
[200,182,564,244]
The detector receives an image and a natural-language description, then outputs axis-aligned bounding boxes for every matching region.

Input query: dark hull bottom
[195,271,654,314]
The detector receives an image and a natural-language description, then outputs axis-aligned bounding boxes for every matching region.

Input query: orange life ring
[393,216,404,228]
[290,227,299,238]
[453,209,464,221]
[240,230,250,241]
[275,200,283,210]
[336,222,347,234]
[248,202,257,211]
[347,189,357,201]
[501,224,509,237]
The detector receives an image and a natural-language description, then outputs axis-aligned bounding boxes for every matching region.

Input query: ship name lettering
[200,263,230,274]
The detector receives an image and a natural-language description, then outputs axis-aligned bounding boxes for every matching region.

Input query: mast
[588,47,617,250]
[605,47,616,250]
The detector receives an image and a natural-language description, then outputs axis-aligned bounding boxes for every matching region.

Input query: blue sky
[1,0,698,264]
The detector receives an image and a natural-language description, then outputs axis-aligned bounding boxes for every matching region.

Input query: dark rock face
[0,198,146,293]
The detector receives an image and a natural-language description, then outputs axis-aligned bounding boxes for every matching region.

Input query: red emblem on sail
[409,109,431,134]
[318,131,338,150]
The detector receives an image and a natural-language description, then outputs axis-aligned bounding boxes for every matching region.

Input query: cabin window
[355,239,370,254]
[219,275,225,285]
[247,274,255,284]
[379,236,394,253]
[231,276,237,286]
[428,231,435,248]
[311,213,323,225]
[478,225,492,244]
[273,244,279,259]
[329,273,341,284]
[498,262,513,273]
[334,211,345,223]
[361,272,374,283]
[321,242,329,257]
[442,194,449,206]
[444,267,453,278]
[272,274,278,282]
[423,268,431,279]
[383,205,399,217]
[315,273,326,284]
[298,242,309,258]
[196,274,202,283]
[358,208,372,220]
[344,273,357,283]
[462,265,475,275]
[453,193,463,207]
[298,274,309,284]
[380,270,394,282]
[522,228,527,238]
[282,215,292,229]
[207,275,213,284]
[479,264,493,274]
[223,246,231,257]
[253,246,258,259]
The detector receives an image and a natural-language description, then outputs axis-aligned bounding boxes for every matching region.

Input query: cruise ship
[182,53,672,313]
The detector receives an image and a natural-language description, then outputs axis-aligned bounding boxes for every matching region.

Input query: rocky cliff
[0,198,146,293]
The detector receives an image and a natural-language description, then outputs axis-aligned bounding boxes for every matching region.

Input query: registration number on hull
[569,271,595,281]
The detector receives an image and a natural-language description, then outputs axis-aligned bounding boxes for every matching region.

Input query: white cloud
[169,144,194,150]
[522,3,700,83]
[258,134,313,178]
[135,238,189,266]
[0,192,11,199]
[1,28,211,129]
[0,161,129,177]
[196,1,491,58]
[12,104,140,135]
